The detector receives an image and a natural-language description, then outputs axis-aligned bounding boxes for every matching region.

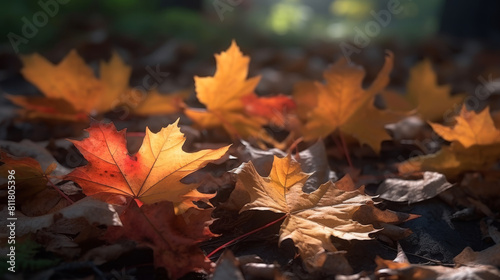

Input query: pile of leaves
[1,40,500,280]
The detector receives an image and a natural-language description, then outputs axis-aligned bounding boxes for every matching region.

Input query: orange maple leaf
[237,155,377,270]
[383,59,465,121]
[104,201,215,279]
[65,119,230,212]
[185,40,293,143]
[8,50,131,121]
[399,106,500,177]
[293,51,399,153]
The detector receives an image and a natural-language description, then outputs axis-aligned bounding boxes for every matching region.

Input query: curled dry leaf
[237,155,377,270]
[454,244,500,267]
[104,201,216,280]
[65,119,230,213]
[377,172,454,204]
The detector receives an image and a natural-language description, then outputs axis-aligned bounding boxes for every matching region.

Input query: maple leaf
[184,40,289,143]
[104,201,215,279]
[398,106,500,177]
[65,119,230,212]
[406,59,465,121]
[8,50,131,121]
[383,59,465,121]
[429,106,500,148]
[293,51,399,153]
[237,155,377,270]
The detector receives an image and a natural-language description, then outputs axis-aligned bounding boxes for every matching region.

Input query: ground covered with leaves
[1,38,500,280]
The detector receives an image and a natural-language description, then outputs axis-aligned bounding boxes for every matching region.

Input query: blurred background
[1,0,500,104]
[1,0,500,52]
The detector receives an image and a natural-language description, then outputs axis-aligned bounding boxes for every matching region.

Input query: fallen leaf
[429,106,500,148]
[35,215,105,259]
[0,197,121,238]
[293,51,399,153]
[0,140,70,176]
[65,119,230,212]
[381,58,465,122]
[454,244,500,267]
[377,172,454,203]
[104,201,215,279]
[8,50,132,121]
[237,155,377,270]
[398,106,500,178]
[184,40,279,143]
[406,59,465,121]
[226,141,337,210]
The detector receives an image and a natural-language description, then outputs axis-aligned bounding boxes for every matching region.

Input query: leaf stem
[46,175,74,204]
[206,214,288,259]
[133,201,173,252]
[338,131,353,169]
[287,137,303,157]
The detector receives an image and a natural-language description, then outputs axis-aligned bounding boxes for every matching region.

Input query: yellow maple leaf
[293,51,399,153]
[237,155,376,270]
[429,106,500,148]
[8,50,131,121]
[184,40,273,142]
[399,106,500,177]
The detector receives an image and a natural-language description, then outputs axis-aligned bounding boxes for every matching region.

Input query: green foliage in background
[1,0,443,54]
